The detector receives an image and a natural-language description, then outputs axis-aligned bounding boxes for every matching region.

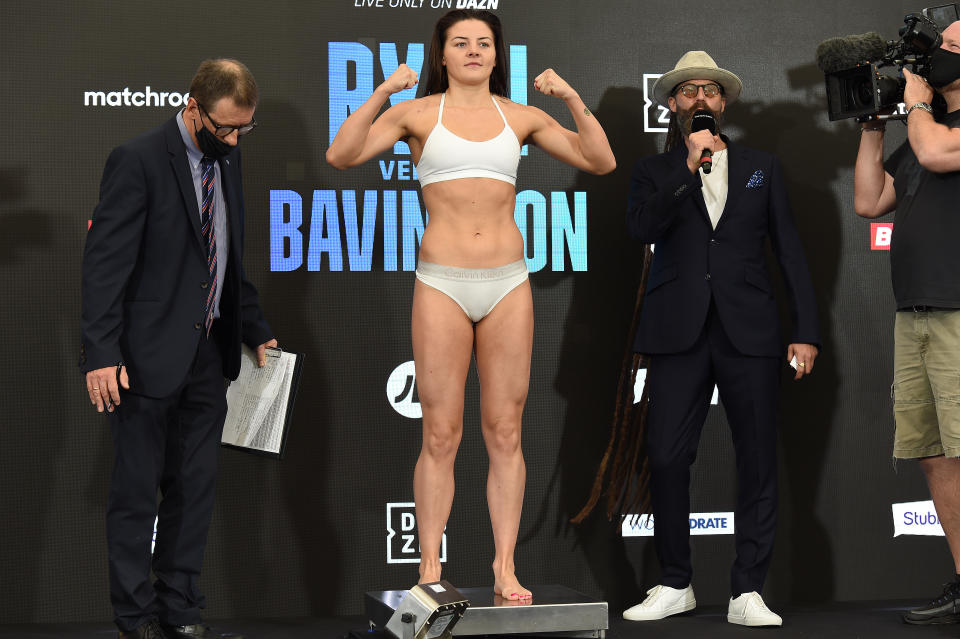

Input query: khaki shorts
[892,309,960,459]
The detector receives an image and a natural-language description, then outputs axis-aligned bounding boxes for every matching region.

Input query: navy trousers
[106,332,227,632]
[645,304,780,597]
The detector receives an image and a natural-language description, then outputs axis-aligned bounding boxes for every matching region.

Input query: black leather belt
[898,305,958,312]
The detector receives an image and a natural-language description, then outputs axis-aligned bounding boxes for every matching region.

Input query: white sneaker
[622,584,696,621]
[727,591,783,626]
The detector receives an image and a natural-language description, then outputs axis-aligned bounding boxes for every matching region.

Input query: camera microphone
[690,110,717,174]
[815,32,887,73]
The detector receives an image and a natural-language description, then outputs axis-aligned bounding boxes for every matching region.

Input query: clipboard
[221,344,304,459]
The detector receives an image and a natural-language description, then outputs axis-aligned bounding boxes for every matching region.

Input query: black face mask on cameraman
[193,114,235,160]
[928,47,960,89]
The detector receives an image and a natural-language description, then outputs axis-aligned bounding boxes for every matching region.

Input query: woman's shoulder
[496,96,551,129]
[495,96,544,118]
[389,93,440,115]
[384,94,441,134]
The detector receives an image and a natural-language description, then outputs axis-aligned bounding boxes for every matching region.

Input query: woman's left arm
[526,68,616,175]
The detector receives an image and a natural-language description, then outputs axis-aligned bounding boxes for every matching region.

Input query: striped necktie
[200,157,218,335]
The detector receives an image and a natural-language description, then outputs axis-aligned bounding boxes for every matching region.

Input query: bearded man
[621,50,820,627]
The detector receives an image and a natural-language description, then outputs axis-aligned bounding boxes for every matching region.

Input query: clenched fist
[534,68,576,100]
[382,63,419,94]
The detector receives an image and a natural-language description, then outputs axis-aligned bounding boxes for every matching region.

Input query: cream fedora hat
[652,50,743,107]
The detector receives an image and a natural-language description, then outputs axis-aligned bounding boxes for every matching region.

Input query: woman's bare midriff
[418,177,523,268]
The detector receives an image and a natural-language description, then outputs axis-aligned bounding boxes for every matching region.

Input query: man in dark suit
[80,59,275,639]
[621,51,820,627]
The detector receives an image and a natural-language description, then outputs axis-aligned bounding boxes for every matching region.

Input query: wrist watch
[908,102,933,116]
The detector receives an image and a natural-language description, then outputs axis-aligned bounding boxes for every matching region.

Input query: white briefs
[415,260,529,322]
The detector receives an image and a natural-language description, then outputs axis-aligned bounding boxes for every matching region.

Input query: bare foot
[493,573,532,601]
[494,594,533,607]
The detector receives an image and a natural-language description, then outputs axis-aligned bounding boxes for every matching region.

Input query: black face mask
[928,47,960,89]
[194,117,235,159]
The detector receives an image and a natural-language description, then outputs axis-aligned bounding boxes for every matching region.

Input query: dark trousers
[645,305,780,597]
[106,333,227,632]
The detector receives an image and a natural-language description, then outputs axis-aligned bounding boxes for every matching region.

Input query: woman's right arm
[326,64,419,169]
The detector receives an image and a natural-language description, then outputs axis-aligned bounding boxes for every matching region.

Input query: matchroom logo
[387,502,447,564]
[643,73,670,133]
[83,87,189,108]
[387,360,421,419]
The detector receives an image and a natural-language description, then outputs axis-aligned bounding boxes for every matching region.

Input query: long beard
[678,102,723,137]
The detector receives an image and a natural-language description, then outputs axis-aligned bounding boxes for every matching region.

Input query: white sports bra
[416,93,521,187]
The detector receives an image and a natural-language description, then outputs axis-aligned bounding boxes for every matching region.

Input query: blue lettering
[551,191,588,271]
[342,190,377,271]
[401,190,427,271]
[384,190,398,271]
[379,161,396,180]
[515,190,547,273]
[307,190,343,271]
[509,45,529,156]
[270,188,589,273]
[397,160,412,180]
[269,190,303,271]
[328,42,374,149]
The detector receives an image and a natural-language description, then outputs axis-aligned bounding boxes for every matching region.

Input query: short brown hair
[188,58,258,110]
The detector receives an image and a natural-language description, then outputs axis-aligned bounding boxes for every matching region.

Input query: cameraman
[854,20,960,626]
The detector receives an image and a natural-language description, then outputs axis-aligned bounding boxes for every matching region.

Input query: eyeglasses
[674,83,723,99]
[198,103,258,137]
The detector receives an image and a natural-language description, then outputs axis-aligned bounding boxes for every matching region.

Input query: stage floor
[0,601,955,638]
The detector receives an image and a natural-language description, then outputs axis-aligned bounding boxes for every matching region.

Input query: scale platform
[365,584,607,638]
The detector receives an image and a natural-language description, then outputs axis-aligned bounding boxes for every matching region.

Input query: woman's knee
[421,421,462,459]
[482,415,522,455]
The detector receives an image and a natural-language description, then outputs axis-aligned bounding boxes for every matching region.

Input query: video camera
[816,4,959,121]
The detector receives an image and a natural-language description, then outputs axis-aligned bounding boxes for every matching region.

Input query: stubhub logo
[622,512,735,537]
[892,500,944,537]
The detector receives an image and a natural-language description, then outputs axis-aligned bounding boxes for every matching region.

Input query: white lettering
[401,512,416,531]
[876,226,892,246]
[84,91,106,106]
[107,91,121,106]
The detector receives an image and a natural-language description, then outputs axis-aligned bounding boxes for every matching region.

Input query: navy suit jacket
[626,142,819,357]
[80,115,273,398]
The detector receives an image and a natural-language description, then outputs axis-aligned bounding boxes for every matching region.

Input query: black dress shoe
[118,619,167,639]
[161,624,245,639]
[903,580,960,624]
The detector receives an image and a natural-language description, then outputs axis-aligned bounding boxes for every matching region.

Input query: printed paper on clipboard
[221,344,303,458]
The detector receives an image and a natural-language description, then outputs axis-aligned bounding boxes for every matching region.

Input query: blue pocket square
[746,169,766,189]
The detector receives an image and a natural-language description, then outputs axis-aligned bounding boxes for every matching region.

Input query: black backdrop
[0,0,946,624]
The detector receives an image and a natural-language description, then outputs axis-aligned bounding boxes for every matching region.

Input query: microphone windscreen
[816,32,887,73]
[690,110,717,135]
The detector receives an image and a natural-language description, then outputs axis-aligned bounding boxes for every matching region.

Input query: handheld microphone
[690,110,717,174]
